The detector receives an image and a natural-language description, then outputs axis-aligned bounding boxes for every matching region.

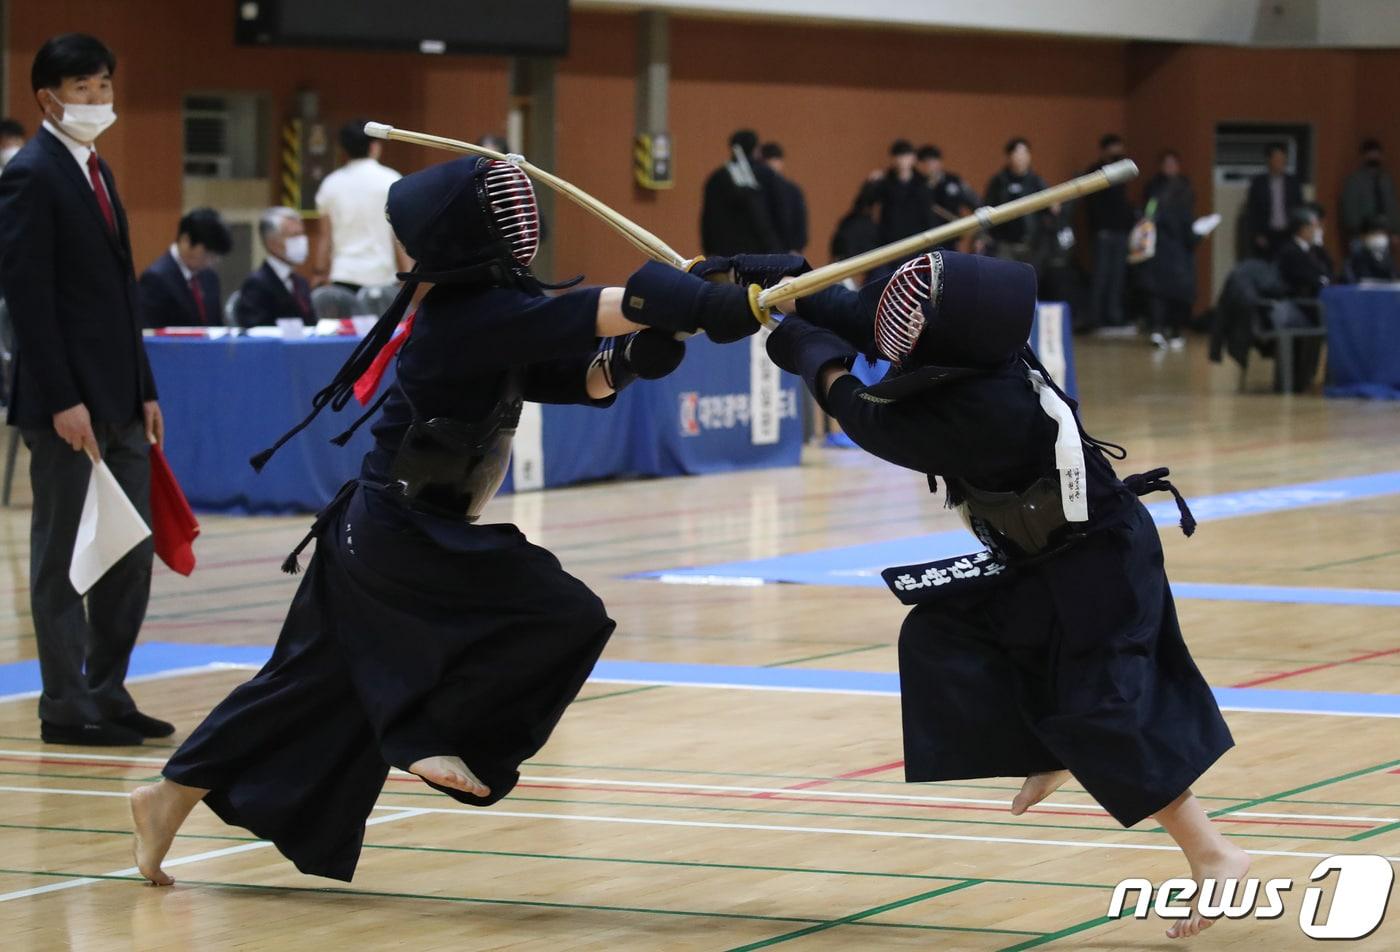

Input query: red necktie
[85,152,117,235]
[188,276,207,324]
[292,279,311,319]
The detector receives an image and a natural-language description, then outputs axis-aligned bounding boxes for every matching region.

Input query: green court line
[760,644,888,668]
[1209,758,1400,818]
[1302,548,1400,572]
[1347,819,1400,842]
[0,819,1114,891]
[995,913,1123,951]
[369,789,1355,842]
[574,644,887,704]
[723,880,982,951]
[0,866,1035,936]
[573,685,667,703]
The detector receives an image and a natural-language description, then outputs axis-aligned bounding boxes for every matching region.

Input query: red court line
[1230,647,1400,689]
[499,781,1374,829]
[756,756,907,795]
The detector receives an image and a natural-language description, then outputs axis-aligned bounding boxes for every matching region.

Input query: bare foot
[1011,770,1071,815]
[1165,844,1252,939]
[130,780,206,886]
[409,755,490,798]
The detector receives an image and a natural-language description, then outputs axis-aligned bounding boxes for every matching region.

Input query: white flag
[69,458,151,596]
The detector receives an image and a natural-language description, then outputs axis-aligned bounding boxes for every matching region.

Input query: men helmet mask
[874,253,941,367]
[481,160,540,267]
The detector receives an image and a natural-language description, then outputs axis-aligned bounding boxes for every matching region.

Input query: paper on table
[69,458,152,596]
[1192,213,1222,237]
[276,317,306,340]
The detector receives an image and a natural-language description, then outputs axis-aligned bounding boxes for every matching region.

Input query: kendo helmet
[861,251,1036,399]
[386,155,541,281]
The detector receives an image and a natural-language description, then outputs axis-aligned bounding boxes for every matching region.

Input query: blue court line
[0,643,1395,719]
[632,470,1400,600]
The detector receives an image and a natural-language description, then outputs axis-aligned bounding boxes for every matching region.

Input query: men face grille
[875,253,940,366]
[483,160,540,267]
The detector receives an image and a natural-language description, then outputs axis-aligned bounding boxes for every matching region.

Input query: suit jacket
[1277,240,1332,298]
[0,127,156,428]
[235,261,311,329]
[700,163,782,256]
[139,251,222,328]
[1246,172,1304,242]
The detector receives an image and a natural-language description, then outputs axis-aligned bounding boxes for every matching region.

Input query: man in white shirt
[313,119,410,292]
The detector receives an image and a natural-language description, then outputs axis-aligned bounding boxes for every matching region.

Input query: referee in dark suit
[0,34,172,745]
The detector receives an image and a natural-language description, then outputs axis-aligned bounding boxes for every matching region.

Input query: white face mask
[0,146,18,166]
[1365,234,1390,255]
[281,234,309,265]
[1312,229,1325,248]
[46,91,117,143]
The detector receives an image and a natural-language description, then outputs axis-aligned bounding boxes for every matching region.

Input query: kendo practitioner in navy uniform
[130,155,763,885]
[761,250,1244,940]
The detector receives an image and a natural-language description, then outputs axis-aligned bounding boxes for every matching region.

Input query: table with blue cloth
[146,334,804,513]
[1321,284,1400,399]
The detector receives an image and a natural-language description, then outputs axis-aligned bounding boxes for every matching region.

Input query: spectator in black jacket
[700,129,782,255]
[861,139,936,246]
[138,207,231,328]
[1245,143,1304,259]
[235,206,313,329]
[760,142,808,254]
[917,144,978,249]
[981,137,1052,270]
[0,33,171,746]
[1277,207,1333,298]
[1139,151,1201,350]
[1344,215,1398,282]
[1082,134,1135,331]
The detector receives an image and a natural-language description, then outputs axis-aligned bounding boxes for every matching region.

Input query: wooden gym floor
[0,337,1396,950]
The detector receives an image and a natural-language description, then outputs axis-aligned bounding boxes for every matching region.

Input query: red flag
[353,311,416,405]
[150,444,199,576]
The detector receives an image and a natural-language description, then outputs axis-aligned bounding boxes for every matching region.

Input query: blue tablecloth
[146,334,803,513]
[1321,285,1400,399]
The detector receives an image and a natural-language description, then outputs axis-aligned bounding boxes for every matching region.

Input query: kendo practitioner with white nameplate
[761,250,1245,940]
[130,155,764,885]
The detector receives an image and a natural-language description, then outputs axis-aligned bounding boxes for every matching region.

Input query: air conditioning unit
[184,96,233,179]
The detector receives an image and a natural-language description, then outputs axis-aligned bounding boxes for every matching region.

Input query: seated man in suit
[138,207,231,328]
[1344,215,1399,283]
[1277,207,1333,299]
[235,206,312,329]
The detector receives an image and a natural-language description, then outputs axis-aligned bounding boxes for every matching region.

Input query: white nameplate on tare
[511,402,545,492]
[1035,303,1067,390]
[750,327,781,446]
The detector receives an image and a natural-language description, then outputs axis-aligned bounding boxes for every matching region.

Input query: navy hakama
[164,483,614,880]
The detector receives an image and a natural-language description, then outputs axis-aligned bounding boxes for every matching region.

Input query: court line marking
[721,880,981,952]
[0,865,1040,938]
[1230,646,1400,689]
[357,802,1400,863]
[0,782,1391,861]
[0,750,1387,827]
[0,807,426,903]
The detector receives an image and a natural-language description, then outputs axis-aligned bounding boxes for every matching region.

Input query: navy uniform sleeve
[0,161,83,414]
[822,374,961,475]
[521,350,615,407]
[465,286,602,367]
[793,285,875,354]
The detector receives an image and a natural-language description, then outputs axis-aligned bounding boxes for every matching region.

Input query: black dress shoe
[41,720,145,747]
[110,710,176,739]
